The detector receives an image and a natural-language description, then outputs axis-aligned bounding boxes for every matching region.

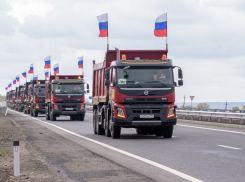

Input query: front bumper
[52,102,86,115]
[52,110,86,115]
[113,116,177,127]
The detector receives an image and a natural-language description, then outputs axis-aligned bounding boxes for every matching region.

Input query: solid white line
[177,124,245,135]
[217,145,241,150]
[9,109,203,182]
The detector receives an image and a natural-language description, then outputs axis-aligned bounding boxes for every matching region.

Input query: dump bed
[92,49,168,104]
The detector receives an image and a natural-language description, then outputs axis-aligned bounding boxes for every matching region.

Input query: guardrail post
[208,117,211,122]
[218,118,221,123]
[191,116,194,120]
[240,119,244,125]
[199,116,202,121]
[229,118,232,124]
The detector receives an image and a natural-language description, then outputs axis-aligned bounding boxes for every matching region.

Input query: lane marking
[217,145,241,150]
[177,124,245,135]
[9,109,203,182]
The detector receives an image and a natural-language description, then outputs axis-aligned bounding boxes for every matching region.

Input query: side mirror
[178,80,183,86]
[87,90,90,93]
[105,68,110,80]
[48,90,50,93]
[48,84,51,89]
[87,84,89,90]
[178,68,183,79]
[105,80,110,86]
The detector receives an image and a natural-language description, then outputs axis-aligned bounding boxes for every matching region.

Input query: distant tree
[197,102,210,110]
[232,106,240,110]
[242,105,245,110]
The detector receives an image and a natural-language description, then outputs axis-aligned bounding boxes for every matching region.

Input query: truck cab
[93,48,183,138]
[30,80,46,117]
[45,75,89,121]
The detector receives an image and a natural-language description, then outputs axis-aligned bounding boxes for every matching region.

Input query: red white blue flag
[154,13,167,37]
[16,75,20,82]
[13,79,16,85]
[28,64,34,74]
[8,83,11,88]
[53,63,59,74]
[78,56,83,69]
[34,75,38,80]
[22,72,26,78]
[5,87,8,90]
[44,70,49,78]
[44,56,51,69]
[97,13,108,37]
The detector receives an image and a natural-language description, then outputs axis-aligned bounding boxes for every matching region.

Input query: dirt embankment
[0,113,153,182]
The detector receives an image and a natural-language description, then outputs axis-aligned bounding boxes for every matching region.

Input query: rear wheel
[163,126,173,138]
[104,109,111,137]
[93,110,97,134]
[96,110,105,135]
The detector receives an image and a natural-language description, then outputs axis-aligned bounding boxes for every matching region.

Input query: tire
[30,106,33,116]
[24,109,26,114]
[163,126,173,138]
[140,128,149,135]
[46,106,50,120]
[93,110,97,134]
[77,114,84,121]
[155,127,163,137]
[111,124,121,139]
[104,109,111,137]
[96,110,105,135]
[33,109,38,117]
[50,111,56,121]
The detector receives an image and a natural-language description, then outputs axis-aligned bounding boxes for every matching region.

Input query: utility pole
[183,95,186,108]
[224,100,228,111]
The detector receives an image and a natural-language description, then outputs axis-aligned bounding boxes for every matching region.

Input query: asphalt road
[3,101,245,182]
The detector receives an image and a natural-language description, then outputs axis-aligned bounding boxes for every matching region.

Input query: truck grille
[133,109,161,114]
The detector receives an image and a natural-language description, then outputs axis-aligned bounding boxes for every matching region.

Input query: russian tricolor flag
[44,56,51,69]
[16,75,20,82]
[13,80,16,85]
[28,64,34,74]
[78,56,83,69]
[8,83,11,88]
[34,75,38,80]
[5,87,8,91]
[97,13,108,37]
[22,72,26,78]
[154,13,167,37]
[44,70,49,78]
[53,63,59,74]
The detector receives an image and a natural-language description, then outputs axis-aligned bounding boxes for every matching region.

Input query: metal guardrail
[177,110,245,125]
[177,108,245,113]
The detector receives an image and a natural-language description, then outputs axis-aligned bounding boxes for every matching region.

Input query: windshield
[117,66,174,86]
[35,87,45,96]
[53,83,84,94]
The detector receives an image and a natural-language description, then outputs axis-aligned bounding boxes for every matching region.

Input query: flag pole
[166,13,168,51]
[107,14,109,51]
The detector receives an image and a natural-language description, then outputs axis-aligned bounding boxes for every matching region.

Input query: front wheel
[111,124,121,139]
[46,105,50,120]
[163,126,173,138]
[30,106,33,116]
[33,108,38,117]
[104,109,111,137]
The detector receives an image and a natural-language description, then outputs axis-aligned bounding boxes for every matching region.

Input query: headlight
[117,107,125,118]
[80,104,85,110]
[53,104,58,110]
[167,107,175,118]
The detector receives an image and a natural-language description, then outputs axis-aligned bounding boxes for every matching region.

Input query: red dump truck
[23,82,32,114]
[92,48,183,138]
[29,80,46,117]
[45,75,89,121]
[9,90,16,110]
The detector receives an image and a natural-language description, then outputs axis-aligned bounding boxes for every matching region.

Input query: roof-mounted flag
[8,83,11,88]
[44,70,49,78]
[78,56,83,69]
[154,13,167,37]
[16,75,20,82]
[97,13,108,37]
[28,64,34,74]
[34,75,38,80]
[53,63,59,74]
[22,71,26,78]
[44,56,51,69]
[13,80,16,85]
[5,87,8,91]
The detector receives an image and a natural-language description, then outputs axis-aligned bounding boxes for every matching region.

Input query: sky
[0,0,245,103]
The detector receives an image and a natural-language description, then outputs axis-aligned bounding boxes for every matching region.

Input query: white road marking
[9,109,203,182]
[178,124,245,135]
[217,145,241,150]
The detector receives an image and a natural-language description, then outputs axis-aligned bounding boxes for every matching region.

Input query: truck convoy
[45,75,89,121]
[92,48,183,139]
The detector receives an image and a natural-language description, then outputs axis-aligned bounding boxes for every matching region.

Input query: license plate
[66,108,73,110]
[140,114,154,118]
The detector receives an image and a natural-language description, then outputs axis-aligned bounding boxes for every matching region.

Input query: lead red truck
[92,48,183,139]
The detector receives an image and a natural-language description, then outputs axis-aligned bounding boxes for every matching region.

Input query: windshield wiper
[143,80,167,88]
[126,81,142,87]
